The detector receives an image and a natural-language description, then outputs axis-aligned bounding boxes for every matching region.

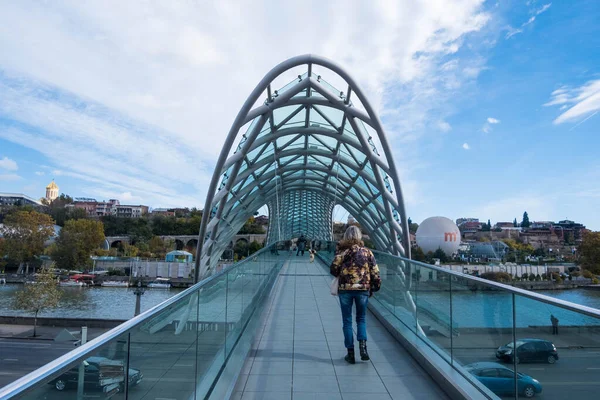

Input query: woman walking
[330,226,381,364]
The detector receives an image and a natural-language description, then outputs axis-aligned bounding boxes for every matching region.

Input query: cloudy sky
[0,1,598,228]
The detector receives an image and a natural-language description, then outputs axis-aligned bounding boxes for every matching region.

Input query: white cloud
[487,117,500,124]
[544,80,600,125]
[0,0,492,207]
[505,3,551,38]
[0,173,21,181]
[462,143,470,150]
[535,3,552,16]
[438,121,452,132]
[0,156,18,171]
[505,27,523,39]
[35,171,45,176]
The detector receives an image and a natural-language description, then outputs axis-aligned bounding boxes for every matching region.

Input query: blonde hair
[343,225,362,241]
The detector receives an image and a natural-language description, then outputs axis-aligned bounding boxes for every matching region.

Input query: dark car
[50,356,142,393]
[465,362,542,398]
[496,338,558,364]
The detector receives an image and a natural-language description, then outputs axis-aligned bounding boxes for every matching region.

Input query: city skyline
[1,1,599,229]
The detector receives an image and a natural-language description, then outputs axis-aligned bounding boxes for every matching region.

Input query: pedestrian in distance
[551,314,559,335]
[296,234,307,256]
[330,226,381,364]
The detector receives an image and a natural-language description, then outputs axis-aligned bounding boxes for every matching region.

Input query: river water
[1,284,599,326]
[0,284,185,320]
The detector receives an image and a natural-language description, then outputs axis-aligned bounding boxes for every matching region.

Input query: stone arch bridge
[105,234,267,251]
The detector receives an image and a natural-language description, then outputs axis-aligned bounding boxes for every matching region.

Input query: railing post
[449,277,453,366]
[512,293,518,399]
[76,326,88,399]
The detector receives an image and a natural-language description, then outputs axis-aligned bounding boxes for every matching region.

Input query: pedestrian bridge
[2,56,600,400]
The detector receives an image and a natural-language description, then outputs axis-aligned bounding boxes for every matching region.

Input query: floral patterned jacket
[330,240,381,292]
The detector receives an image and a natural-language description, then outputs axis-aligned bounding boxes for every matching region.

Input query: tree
[149,236,168,258]
[248,240,263,255]
[513,218,518,227]
[0,211,55,274]
[521,212,530,228]
[238,217,266,234]
[408,218,419,234]
[579,231,600,274]
[412,246,426,262]
[14,266,62,337]
[53,219,105,271]
[482,220,491,232]
[432,248,448,263]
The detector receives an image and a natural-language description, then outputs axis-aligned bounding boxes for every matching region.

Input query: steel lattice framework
[196,54,411,279]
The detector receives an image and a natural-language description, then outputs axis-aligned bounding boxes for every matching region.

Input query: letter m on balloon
[444,232,457,242]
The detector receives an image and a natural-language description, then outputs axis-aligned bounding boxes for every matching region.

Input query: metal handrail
[372,250,600,320]
[0,245,275,399]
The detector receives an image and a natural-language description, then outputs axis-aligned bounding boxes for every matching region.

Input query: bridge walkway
[232,256,448,400]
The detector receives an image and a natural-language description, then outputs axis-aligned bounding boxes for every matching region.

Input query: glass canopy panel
[309,106,338,129]
[273,105,304,127]
[318,78,344,100]
[276,73,305,97]
[292,88,308,98]
[315,105,344,128]
[312,134,337,149]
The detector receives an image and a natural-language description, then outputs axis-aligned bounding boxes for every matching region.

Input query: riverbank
[0,274,194,288]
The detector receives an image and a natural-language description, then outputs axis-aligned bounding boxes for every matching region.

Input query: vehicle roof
[514,338,551,344]
[465,362,511,371]
[86,356,110,364]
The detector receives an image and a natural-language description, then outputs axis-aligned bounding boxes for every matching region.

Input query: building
[458,221,482,233]
[0,192,42,207]
[456,217,479,226]
[45,180,59,202]
[462,241,509,261]
[71,198,148,218]
[116,205,148,218]
[347,215,357,224]
[255,215,269,225]
[493,222,521,231]
[71,198,98,216]
[151,208,176,217]
[552,220,587,242]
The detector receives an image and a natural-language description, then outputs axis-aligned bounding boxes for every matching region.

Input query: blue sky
[0,1,599,229]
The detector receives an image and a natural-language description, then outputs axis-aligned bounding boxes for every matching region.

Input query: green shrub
[480,272,512,283]
[106,268,126,276]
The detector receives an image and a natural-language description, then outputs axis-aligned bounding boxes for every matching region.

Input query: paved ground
[232,257,448,400]
[454,347,600,399]
[0,338,79,388]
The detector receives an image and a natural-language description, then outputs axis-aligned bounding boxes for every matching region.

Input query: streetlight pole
[133,278,145,317]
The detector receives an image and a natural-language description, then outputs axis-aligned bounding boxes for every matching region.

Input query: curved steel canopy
[196,54,411,280]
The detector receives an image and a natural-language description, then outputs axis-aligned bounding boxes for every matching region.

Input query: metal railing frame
[0,245,277,400]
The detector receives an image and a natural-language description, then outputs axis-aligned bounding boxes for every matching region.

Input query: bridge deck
[233,257,447,400]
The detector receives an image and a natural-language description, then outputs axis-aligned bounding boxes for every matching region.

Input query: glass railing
[317,241,600,400]
[0,245,285,400]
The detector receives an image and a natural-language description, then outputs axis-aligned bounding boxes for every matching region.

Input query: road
[453,347,600,399]
[0,339,77,389]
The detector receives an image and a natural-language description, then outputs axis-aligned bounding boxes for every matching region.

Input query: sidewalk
[233,257,448,400]
[0,324,109,341]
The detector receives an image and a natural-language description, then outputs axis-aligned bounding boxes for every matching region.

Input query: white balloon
[416,216,461,256]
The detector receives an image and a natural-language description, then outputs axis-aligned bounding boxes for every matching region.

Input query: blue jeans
[338,290,369,349]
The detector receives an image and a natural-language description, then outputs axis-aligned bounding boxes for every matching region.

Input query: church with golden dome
[45,180,59,202]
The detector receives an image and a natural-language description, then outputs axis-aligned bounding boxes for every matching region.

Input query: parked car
[465,362,543,398]
[50,356,142,393]
[496,338,559,364]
